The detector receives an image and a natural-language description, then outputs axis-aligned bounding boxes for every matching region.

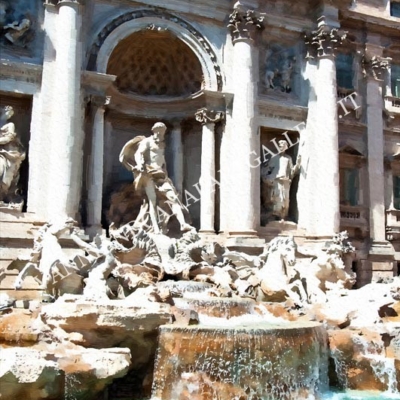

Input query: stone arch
[87,9,223,92]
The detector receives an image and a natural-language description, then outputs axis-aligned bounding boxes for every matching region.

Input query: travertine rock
[41,296,172,349]
[0,348,63,400]
[0,346,131,400]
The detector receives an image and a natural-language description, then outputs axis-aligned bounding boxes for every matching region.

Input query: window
[340,168,359,206]
[393,176,400,209]
[392,64,400,98]
[391,2,400,17]
[336,53,354,90]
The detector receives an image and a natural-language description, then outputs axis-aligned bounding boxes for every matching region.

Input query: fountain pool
[151,322,328,400]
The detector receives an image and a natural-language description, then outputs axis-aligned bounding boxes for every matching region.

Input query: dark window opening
[336,53,354,90]
[391,2,400,18]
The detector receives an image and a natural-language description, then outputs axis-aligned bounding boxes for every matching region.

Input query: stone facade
[1,0,400,293]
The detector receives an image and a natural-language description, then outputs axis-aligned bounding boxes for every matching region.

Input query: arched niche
[88,10,223,93]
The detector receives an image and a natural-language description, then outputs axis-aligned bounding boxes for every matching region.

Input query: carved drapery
[227,3,264,42]
[362,56,392,81]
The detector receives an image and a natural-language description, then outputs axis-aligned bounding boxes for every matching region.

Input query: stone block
[371,261,396,271]
[372,271,395,282]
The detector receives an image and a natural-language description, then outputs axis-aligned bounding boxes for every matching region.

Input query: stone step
[0,221,40,240]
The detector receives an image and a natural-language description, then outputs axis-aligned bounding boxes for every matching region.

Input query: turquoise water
[323,390,400,399]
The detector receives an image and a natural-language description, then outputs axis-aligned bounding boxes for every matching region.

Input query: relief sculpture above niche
[262,44,297,95]
[0,0,35,47]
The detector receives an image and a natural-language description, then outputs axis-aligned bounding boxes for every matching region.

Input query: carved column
[363,53,391,243]
[227,2,263,236]
[301,19,346,236]
[47,0,84,222]
[169,120,183,198]
[195,108,224,233]
[86,96,108,238]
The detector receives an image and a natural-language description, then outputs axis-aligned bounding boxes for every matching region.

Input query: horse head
[265,236,297,266]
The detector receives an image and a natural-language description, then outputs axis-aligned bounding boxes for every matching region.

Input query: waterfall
[151,322,329,400]
[353,335,398,395]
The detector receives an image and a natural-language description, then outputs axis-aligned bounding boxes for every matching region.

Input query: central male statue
[119,122,192,234]
[261,139,301,221]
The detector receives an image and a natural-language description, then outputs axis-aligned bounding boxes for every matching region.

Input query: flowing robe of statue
[0,106,26,202]
[261,141,300,221]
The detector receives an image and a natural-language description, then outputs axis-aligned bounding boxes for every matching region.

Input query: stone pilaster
[86,96,108,238]
[195,108,224,234]
[363,54,391,243]
[300,19,346,236]
[170,121,183,198]
[47,0,84,223]
[226,2,263,236]
[27,3,58,217]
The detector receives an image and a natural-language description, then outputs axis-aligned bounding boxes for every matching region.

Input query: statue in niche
[264,46,296,93]
[0,105,26,204]
[119,122,193,234]
[261,140,301,221]
[280,56,296,93]
[3,17,31,45]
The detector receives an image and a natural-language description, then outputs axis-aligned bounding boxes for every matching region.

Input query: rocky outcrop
[0,346,131,400]
[0,294,173,400]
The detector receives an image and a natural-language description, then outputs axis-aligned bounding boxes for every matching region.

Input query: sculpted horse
[256,235,306,303]
[13,220,83,299]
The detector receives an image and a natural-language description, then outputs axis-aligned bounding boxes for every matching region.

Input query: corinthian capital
[195,108,225,124]
[304,22,347,58]
[362,55,391,81]
[228,1,264,42]
[45,0,83,6]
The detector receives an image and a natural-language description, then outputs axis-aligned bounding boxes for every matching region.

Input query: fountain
[152,322,328,400]
[151,296,329,400]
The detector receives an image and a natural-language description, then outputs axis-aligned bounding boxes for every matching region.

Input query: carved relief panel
[0,0,38,49]
[260,41,300,98]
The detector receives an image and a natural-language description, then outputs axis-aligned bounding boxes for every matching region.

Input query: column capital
[228,2,264,43]
[90,94,110,108]
[304,21,347,59]
[362,55,391,81]
[44,0,84,7]
[195,108,225,125]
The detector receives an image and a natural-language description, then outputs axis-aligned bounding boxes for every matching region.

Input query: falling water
[151,322,329,400]
[353,335,399,394]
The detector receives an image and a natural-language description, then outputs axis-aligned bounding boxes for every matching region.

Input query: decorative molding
[227,2,264,42]
[87,9,222,91]
[195,108,224,124]
[81,70,116,97]
[304,23,347,58]
[362,55,392,80]
[146,23,168,32]
[0,61,42,85]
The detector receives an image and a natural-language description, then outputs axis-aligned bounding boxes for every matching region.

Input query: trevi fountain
[0,0,400,399]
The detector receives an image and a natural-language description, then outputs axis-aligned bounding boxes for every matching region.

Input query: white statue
[261,140,301,221]
[265,69,278,89]
[119,122,193,234]
[13,219,82,300]
[0,106,26,203]
[280,57,295,92]
[3,18,31,45]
